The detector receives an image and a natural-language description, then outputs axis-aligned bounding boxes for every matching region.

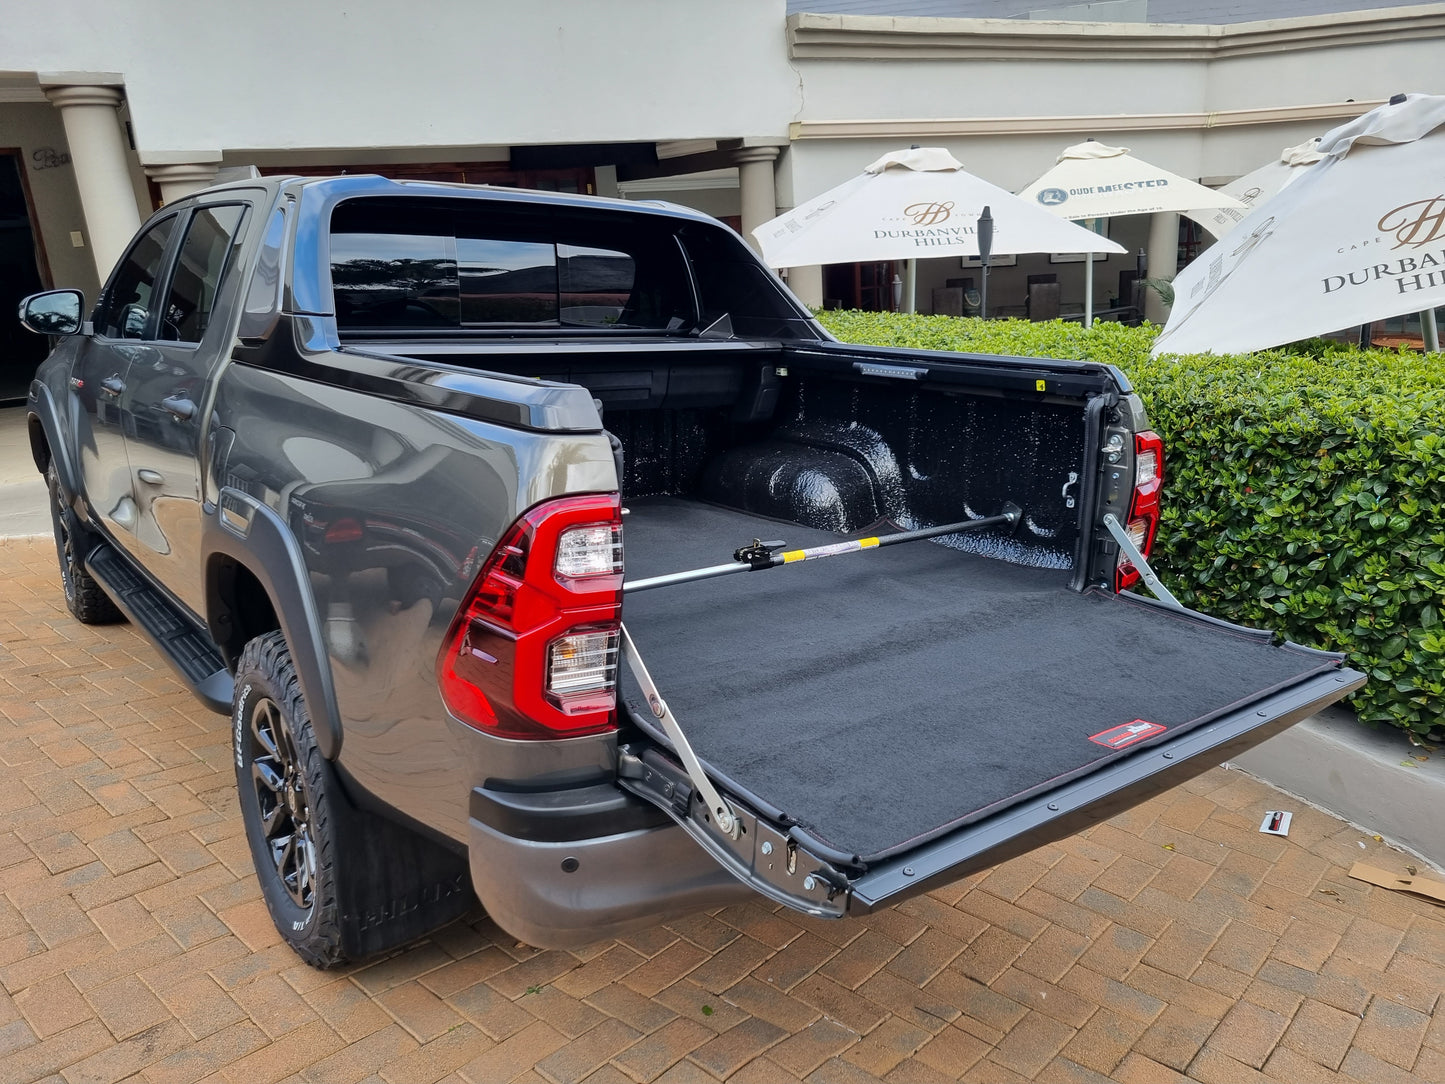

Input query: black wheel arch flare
[27,384,83,515]
[203,488,344,759]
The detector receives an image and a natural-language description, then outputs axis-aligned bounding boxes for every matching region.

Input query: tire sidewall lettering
[233,635,341,965]
[234,683,252,769]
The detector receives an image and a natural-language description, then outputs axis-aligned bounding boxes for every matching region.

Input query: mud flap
[330,778,478,958]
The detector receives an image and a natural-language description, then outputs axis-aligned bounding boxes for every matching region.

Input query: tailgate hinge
[617,745,849,918]
[1102,513,1183,610]
[619,624,739,838]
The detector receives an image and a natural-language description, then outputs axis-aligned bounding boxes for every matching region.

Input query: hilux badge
[1089,720,1166,749]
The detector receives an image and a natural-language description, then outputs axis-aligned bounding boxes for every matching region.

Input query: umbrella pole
[1423,308,1441,353]
[904,259,917,314]
[977,206,994,321]
[1084,255,1094,329]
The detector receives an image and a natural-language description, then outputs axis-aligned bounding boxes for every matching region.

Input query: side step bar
[85,542,233,712]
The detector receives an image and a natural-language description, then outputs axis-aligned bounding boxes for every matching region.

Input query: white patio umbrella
[1018,142,1245,327]
[1153,93,1445,357]
[1187,137,1323,239]
[752,147,1123,313]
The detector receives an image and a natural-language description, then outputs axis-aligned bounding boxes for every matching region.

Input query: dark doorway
[258,161,596,194]
[0,150,48,404]
[824,261,899,312]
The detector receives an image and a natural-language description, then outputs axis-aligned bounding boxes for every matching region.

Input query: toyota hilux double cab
[21,175,1363,966]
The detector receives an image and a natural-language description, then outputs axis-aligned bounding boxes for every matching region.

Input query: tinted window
[330,198,690,333]
[458,238,556,324]
[161,204,249,342]
[559,244,635,325]
[95,216,179,339]
[676,224,814,339]
[331,228,458,328]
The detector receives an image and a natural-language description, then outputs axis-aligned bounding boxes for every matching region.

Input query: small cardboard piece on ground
[1349,861,1445,907]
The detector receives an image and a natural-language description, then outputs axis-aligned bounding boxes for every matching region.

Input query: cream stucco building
[2,0,1443,401]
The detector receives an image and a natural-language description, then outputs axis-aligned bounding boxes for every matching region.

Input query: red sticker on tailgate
[1089,720,1166,749]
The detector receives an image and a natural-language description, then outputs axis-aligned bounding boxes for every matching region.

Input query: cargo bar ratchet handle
[623,502,1022,595]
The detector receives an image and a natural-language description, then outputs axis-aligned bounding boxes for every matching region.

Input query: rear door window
[161,204,249,342]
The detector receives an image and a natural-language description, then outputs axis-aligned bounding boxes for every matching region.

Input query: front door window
[94,215,179,339]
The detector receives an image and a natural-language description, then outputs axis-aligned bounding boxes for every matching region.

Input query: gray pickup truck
[21,175,1363,968]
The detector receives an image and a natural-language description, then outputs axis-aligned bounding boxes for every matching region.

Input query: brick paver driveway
[1,536,1442,1084]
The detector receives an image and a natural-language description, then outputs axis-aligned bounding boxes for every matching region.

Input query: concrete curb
[1230,704,1444,872]
[0,478,50,539]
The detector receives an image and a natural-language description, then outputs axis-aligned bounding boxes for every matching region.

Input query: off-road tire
[233,631,348,968]
[46,463,123,625]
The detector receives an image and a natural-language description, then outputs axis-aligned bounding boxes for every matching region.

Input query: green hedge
[817,310,1445,742]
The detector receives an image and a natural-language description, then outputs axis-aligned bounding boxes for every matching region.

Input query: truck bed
[620,496,1340,865]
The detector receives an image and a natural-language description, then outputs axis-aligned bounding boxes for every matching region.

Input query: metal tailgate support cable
[618,624,739,837]
[1102,513,1183,610]
[624,502,1023,595]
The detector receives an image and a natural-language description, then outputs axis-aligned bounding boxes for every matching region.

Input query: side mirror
[19,290,86,337]
[121,303,148,338]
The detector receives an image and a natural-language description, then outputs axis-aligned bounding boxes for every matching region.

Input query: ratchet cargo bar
[623,502,1023,595]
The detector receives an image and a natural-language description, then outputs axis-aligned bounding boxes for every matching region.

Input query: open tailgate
[842,664,1363,912]
[614,498,1366,919]
[619,656,1364,920]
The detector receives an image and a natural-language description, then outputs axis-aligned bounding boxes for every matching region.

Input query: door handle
[137,469,164,485]
[101,375,125,396]
[160,395,196,421]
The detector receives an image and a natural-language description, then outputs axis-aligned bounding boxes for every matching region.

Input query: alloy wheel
[51,481,76,604]
[248,696,317,909]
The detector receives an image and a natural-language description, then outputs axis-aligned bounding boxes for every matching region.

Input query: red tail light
[1116,430,1164,592]
[438,494,623,739]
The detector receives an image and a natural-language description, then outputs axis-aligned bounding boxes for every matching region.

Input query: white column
[787,264,824,309]
[1145,211,1180,325]
[593,164,621,199]
[735,146,780,257]
[146,161,221,206]
[44,85,143,280]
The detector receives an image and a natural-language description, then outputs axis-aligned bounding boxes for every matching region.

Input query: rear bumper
[466,784,750,949]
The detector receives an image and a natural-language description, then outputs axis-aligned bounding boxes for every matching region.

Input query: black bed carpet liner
[619,497,1340,864]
